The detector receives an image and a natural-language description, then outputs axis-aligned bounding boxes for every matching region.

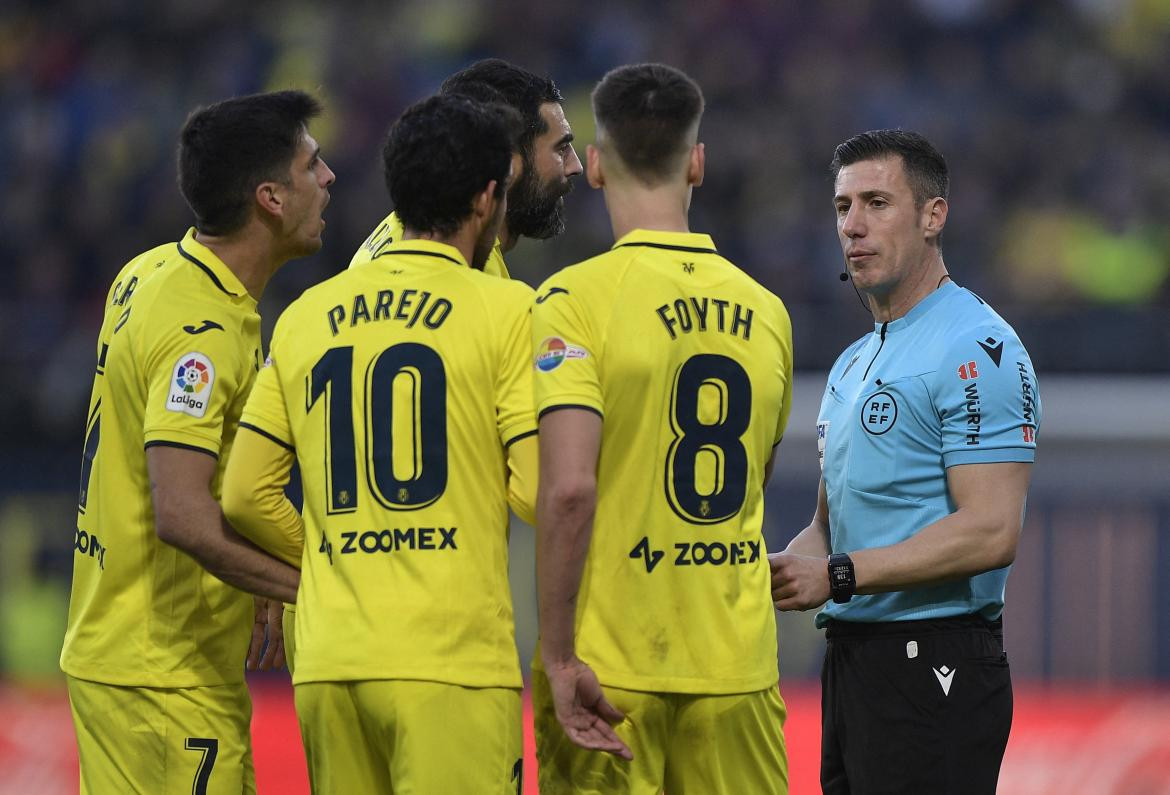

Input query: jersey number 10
[307,343,448,513]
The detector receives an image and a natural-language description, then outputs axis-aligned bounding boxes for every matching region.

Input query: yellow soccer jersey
[532,229,793,694]
[349,210,510,278]
[61,229,260,687]
[240,239,535,688]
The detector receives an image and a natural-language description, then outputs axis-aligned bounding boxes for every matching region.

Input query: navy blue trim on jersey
[239,422,295,453]
[143,440,219,459]
[615,241,718,255]
[538,404,604,421]
[372,248,464,267]
[504,428,538,448]
[177,241,233,296]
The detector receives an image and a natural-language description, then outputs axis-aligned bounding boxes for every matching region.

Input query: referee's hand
[769,552,831,611]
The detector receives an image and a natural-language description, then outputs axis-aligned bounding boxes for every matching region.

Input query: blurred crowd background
[3,0,1170,453]
[2,1,1169,790]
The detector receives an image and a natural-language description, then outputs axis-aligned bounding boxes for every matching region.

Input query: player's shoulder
[937,287,1028,352]
[533,250,623,302]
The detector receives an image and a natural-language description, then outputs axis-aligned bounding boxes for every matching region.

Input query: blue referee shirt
[816,282,1041,626]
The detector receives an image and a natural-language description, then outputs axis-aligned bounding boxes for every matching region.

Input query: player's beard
[506,160,572,240]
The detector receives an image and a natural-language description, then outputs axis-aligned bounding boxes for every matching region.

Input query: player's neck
[604,184,692,242]
[193,230,279,300]
[866,253,949,323]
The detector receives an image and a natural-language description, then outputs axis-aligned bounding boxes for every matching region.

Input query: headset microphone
[839,271,849,281]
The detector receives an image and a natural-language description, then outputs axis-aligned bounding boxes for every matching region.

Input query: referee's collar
[177,228,251,300]
[373,238,470,268]
[612,228,718,254]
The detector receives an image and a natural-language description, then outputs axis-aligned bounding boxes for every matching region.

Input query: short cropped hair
[382,95,522,237]
[178,90,322,235]
[591,63,705,184]
[830,130,949,206]
[441,59,562,157]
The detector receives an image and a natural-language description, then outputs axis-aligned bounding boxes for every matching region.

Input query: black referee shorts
[820,614,1012,795]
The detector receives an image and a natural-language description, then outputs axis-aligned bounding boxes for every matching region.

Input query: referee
[770,130,1041,794]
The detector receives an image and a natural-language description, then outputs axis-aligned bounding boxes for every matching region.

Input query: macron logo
[933,665,956,696]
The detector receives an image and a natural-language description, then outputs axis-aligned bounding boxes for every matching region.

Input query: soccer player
[221,94,538,793]
[349,58,582,277]
[61,90,334,793]
[532,64,793,794]
[770,130,1041,794]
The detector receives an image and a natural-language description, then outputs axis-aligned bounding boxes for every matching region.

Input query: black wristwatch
[828,553,856,604]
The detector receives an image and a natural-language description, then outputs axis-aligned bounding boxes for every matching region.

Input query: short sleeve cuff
[943,447,1035,467]
[238,421,295,452]
[143,429,222,457]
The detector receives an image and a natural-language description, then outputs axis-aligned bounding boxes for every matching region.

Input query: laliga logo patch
[860,391,898,435]
[535,337,587,372]
[167,351,215,418]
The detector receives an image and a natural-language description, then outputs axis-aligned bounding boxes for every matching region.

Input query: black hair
[382,94,522,237]
[591,63,704,184]
[830,129,949,206]
[178,90,322,235]
[440,58,562,157]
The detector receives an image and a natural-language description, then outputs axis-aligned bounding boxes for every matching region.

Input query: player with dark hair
[350,57,582,275]
[222,94,538,793]
[62,89,333,794]
[770,129,1041,794]
[532,63,793,793]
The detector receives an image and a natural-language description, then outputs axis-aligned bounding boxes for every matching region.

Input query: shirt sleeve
[221,422,304,569]
[505,434,538,526]
[222,341,304,568]
[531,277,602,419]
[239,347,294,449]
[142,312,251,457]
[933,326,1041,467]
[773,299,795,446]
[495,282,539,448]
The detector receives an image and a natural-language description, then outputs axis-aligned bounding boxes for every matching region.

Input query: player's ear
[254,180,285,220]
[687,142,705,188]
[586,144,604,189]
[472,179,498,220]
[923,196,948,243]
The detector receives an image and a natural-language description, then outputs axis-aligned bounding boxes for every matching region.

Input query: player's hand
[769,552,831,611]
[544,657,633,760]
[246,597,286,671]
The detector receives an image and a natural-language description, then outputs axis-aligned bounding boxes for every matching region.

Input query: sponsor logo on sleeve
[958,360,979,380]
[167,352,215,417]
[977,336,1004,367]
[535,286,570,304]
[182,319,225,335]
[817,421,830,470]
[535,337,588,372]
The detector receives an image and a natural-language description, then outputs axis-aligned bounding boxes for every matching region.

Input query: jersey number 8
[665,354,751,524]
